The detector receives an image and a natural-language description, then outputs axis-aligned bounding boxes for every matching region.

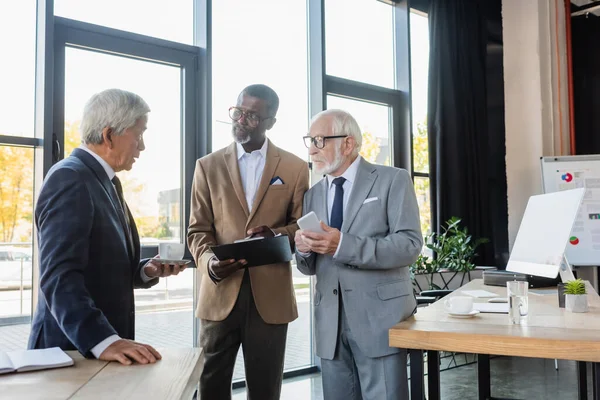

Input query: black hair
[240,84,280,117]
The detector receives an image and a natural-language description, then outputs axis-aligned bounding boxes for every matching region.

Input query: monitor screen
[506,188,585,279]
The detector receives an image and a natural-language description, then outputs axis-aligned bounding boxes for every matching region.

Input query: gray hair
[310,109,362,155]
[80,89,150,145]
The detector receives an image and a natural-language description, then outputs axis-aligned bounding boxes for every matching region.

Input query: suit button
[333,289,338,295]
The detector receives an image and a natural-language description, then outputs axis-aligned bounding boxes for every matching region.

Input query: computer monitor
[506,188,585,282]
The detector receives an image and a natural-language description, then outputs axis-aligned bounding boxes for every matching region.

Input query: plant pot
[565,294,589,313]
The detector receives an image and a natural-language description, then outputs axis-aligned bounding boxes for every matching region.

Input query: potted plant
[564,278,588,313]
[410,217,489,291]
[410,253,440,290]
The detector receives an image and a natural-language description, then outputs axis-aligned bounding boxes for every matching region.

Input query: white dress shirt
[79,145,151,358]
[237,139,268,212]
[299,155,362,258]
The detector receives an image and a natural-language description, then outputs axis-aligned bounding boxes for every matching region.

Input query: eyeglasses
[303,135,348,149]
[229,106,271,127]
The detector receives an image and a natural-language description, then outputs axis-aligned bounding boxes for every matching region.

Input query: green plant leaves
[410,217,489,288]
[564,278,586,295]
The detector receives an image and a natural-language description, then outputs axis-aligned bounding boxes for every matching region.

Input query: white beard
[313,145,345,175]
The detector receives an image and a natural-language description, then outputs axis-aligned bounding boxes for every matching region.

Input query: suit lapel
[316,178,329,224]
[342,158,377,233]
[223,144,250,218]
[72,149,133,257]
[127,206,140,264]
[247,141,280,223]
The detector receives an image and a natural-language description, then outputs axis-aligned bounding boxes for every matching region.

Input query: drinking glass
[507,280,528,324]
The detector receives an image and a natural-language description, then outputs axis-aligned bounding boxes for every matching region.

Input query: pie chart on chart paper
[569,236,579,246]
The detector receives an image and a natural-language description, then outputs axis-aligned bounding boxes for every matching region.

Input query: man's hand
[209,258,247,281]
[301,222,341,256]
[144,259,186,278]
[295,229,312,253]
[99,339,162,366]
[246,225,275,238]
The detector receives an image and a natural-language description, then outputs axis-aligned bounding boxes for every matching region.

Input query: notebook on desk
[0,347,74,374]
[473,303,509,313]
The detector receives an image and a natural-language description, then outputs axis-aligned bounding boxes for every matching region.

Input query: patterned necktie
[112,176,134,254]
[330,177,346,230]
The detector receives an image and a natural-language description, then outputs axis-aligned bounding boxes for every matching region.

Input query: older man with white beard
[295,109,423,400]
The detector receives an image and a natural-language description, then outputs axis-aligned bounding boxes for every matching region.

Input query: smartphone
[297,211,325,233]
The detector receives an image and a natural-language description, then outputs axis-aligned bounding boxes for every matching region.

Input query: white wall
[502,0,570,248]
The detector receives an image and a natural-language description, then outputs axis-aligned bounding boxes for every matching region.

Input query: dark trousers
[198,271,288,400]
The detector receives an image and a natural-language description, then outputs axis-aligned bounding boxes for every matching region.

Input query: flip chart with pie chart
[541,155,600,266]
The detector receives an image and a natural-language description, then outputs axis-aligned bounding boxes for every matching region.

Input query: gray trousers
[321,288,409,400]
[198,270,288,400]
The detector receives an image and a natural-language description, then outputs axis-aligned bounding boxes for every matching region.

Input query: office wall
[502,0,570,248]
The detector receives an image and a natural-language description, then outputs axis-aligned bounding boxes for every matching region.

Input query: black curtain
[572,15,600,155]
[427,0,507,266]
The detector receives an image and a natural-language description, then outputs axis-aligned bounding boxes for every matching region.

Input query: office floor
[233,356,593,400]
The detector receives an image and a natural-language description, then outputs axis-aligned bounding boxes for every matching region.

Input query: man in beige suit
[187,84,309,399]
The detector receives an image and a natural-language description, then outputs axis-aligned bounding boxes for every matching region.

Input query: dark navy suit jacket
[28,148,158,357]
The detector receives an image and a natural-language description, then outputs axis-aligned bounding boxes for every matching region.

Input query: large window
[0,0,37,348]
[410,11,431,236]
[211,1,309,160]
[54,0,193,44]
[0,1,428,393]
[327,95,392,166]
[325,0,395,89]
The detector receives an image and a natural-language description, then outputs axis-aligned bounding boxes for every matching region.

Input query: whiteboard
[507,188,584,278]
[541,155,600,266]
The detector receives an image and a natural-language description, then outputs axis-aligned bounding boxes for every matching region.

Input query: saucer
[447,310,480,318]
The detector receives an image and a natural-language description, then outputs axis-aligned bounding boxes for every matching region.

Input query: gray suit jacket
[296,158,422,359]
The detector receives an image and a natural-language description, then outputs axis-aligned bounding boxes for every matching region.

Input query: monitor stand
[559,255,576,283]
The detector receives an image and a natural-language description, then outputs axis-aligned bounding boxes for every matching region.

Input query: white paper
[0,352,14,374]
[473,303,509,313]
[461,290,498,298]
[7,347,73,373]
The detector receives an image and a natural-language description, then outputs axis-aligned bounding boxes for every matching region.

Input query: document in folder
[210,235,292,268]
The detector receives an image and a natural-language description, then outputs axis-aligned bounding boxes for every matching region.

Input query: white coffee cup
[444,296,473,314]
[158,243,185,260]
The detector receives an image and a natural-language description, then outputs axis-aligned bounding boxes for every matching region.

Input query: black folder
[210,235,292,268]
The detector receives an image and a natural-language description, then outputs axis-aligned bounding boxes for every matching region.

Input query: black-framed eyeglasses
[229,106,270,127]
[303,135,348,149]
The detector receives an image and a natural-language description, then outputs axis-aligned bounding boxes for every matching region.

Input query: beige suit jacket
[187,140,309,324]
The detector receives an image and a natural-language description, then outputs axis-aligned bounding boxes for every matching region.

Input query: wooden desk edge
[181,348,203,400]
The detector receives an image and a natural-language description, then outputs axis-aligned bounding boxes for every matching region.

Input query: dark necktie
[112,176,134,253]
[330,177,346,230]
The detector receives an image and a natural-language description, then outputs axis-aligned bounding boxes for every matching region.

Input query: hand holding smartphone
[297,211,325,233]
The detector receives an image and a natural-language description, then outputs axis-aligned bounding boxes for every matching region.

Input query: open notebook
[0,347,74,374]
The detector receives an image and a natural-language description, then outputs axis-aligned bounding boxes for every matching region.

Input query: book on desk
[0,347,74,375]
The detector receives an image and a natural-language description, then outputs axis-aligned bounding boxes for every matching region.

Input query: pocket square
[363,197,378,204]
[270,176,284,185]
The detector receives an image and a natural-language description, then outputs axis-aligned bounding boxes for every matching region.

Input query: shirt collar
[236,138,269,160]
[327,155,362,190]
[79,144,116,181]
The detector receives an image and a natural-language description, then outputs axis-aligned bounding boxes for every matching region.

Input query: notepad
[461,290,498,298]
[0,347,74,374]
[211,235,292,268]
[473,303,509,313]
